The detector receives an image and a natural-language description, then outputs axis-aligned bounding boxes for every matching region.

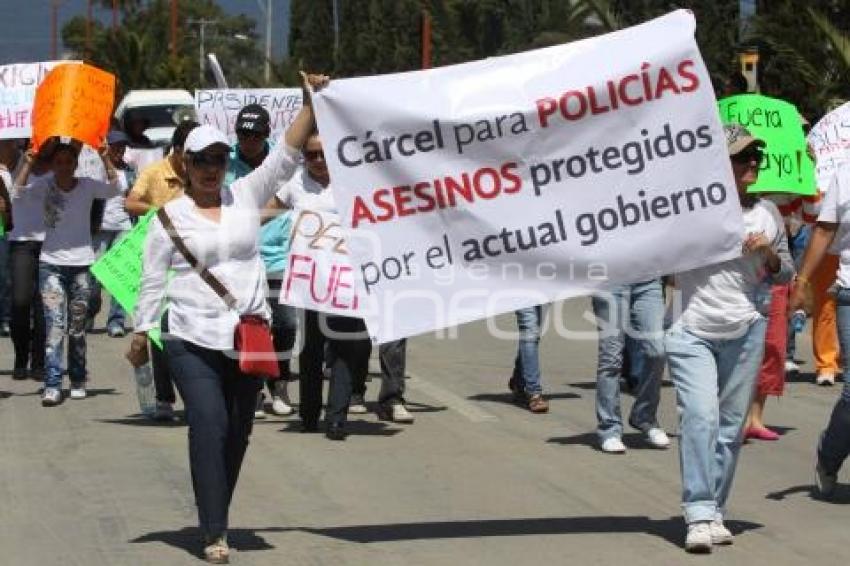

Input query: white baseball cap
[183,125,230,153]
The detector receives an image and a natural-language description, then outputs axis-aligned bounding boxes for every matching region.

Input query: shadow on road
[297,515,762,549]
[547,432,677,450]
[276,420,404,437]
[569,380,674,391]
[130,526,286,555]
[767,484,850,504]
[97,416,186,428]
[468,392,581,404]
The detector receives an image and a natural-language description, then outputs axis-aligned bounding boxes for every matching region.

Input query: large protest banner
[0,61,72,140]
[195,88,302,142]
[718,94,816,195]
[314,10,743,344]
[279,208,361,316]
[31,63,115,151]
[807,101,850,192]
[90,211,162,347]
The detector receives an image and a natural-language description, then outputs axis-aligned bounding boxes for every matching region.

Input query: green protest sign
[90,210,163,348]
[0,217,5,238]
[718,94,816,195]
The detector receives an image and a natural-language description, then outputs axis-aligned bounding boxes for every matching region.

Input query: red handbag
[158,209,280,378]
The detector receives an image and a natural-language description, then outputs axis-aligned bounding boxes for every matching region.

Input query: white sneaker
[600,436,627,454]
[41,387,61,406]
[348,394,368,414]
[784,360,800,373]
[816,372,836,386]
[153,401,175,421]
[270,395,295,416]
[254,393,267,419]
[645,427,671,449]
[391,404,415,423]
[685,521,713,553]
[710,515,733,545]
[69,385,87,400]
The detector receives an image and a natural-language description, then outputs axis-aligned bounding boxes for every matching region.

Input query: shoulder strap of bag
[156,208,238,311]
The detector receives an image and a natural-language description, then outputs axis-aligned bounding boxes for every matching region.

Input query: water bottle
[791,309,807,334]
[133,363,157,417]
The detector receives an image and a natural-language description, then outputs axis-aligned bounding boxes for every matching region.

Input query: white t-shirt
[135,142,300,350]
[671,199,794,339]
[32,177,119,265]
[275,167,336,212]
[8,170,52,242]
[100,168,133,231]
[819,164,850,287]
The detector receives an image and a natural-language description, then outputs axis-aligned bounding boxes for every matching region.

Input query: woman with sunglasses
[128,73,328,564]
[665,123,793,553]
[266,132,373,441]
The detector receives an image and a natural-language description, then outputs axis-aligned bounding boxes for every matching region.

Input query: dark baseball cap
[235,104,271,135]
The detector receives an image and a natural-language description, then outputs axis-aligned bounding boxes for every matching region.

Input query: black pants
[378,339,407,407]
[151,336,177,403]
[299,310,371,428]
[266,274,297,389]
[166,335,261,539]
[9,241,45,370]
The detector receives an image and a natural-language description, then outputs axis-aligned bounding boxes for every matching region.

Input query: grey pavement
[0,297,846,565]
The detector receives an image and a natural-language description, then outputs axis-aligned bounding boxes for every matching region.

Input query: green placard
[718,94,816,195]
[0,217,5,238]
[90,210,163,349]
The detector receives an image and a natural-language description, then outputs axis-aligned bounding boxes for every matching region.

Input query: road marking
[407,374,499,423]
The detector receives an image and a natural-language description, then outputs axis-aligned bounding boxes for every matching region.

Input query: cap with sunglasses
[724,123,765,156]
[235,104,271,136]
[184,125,230,154]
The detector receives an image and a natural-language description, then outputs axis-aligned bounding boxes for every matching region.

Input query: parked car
[114,89,197,147]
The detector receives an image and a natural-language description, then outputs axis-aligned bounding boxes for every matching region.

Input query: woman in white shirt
[129,74,327,565]
[665,124,793,553]
[23,141,119,406]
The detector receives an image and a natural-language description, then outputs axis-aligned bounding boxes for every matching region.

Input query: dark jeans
[378,339,407,407]
[0,238,10,324]
[299,310,372,428]
[266,275,297,390]
[819,287,850,474]
[166,335,262,540]
[9,241,45,370]
[152,336,176,403]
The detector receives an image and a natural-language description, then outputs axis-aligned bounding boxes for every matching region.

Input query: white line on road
[407,374,499,423]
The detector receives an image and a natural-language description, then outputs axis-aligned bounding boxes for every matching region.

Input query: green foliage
[62,0,265,92]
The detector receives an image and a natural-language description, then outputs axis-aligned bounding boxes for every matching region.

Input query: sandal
[203,537,230,564]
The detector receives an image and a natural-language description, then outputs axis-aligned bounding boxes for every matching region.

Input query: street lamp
[187,18,218,85]
[255,0,272,84]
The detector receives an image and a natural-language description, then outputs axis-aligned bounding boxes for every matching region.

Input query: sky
[0,0,291,65]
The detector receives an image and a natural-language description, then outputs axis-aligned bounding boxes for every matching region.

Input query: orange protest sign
[31,63,115,152]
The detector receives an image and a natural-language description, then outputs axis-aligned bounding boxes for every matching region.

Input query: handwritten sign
[279,208,362,316]
[807,101,850,192]
[31,63,115,152]
[718,94,816,195]
[0,61,73,140]
[195,88,302,143]
[90,211,162,347]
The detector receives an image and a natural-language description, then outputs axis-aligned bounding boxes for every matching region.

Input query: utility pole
[421,9,431,70]
[51,0,64,60]
[332,0,340,66]
[170,0,178,59]
[85,0,92,59]
[187,19,218,85]
[112,0,119,31]
[256,0,272,84]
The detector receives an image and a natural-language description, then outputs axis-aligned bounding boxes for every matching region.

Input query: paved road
[0,298,846,565]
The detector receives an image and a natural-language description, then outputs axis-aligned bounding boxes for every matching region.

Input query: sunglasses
[189,151,228,168]
[731,148,763,165]
[304,149,325,161]
[236,129,266,140]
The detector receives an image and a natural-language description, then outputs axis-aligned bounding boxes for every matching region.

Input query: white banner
[0,61,73,139]
[279,208,362,316]
[194,88,302,142]
[314,10,743,344]
[807,101,850,192]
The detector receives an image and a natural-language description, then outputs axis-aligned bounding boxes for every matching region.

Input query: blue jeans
[88,230,126,328]
[818,287,850,474]
[665,317,767,523]
[511,306,544,395]
[591,279,665,440]
[39,263,92,388]
[166,335,261,539]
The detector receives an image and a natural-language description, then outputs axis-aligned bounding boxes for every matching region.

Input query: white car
[114,89,197,147]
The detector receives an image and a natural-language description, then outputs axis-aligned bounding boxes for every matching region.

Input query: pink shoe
[745,426,780,441]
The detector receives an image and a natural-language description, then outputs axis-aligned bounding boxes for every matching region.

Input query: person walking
[128,73,326,563]
[665,124,793,553]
